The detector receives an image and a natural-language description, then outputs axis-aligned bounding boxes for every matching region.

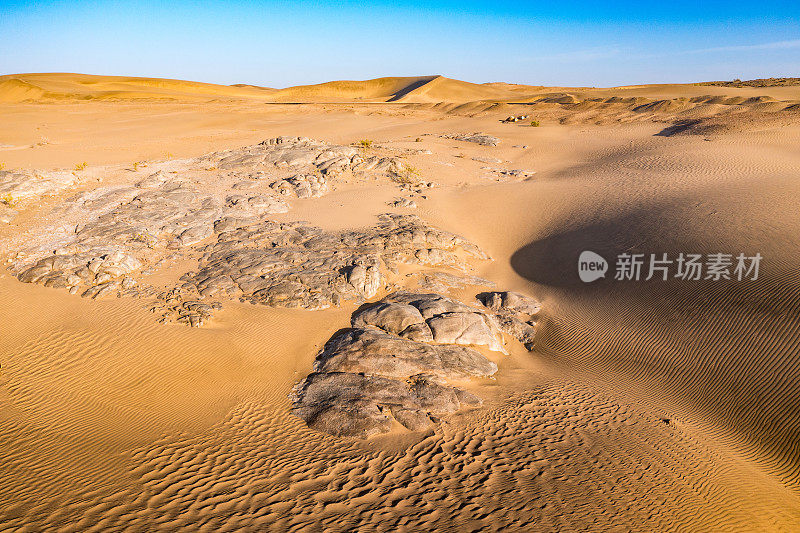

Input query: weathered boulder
[477,291,541,350]
[314,328,497,381]
[291,372,481,438]
[374,292,507,353]
[479,291,541,315]
[292,291,504,438]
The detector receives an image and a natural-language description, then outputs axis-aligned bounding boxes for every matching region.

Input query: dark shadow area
[387,76,440,102]
[654,119,701,137]
[509,195,800,483]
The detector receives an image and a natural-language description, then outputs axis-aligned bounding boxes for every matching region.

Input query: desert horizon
[2,1,800,531]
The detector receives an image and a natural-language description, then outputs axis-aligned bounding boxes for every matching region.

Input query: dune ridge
[2,73,800,138]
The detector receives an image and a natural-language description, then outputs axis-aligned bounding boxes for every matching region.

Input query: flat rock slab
[0,169,80,205]
[205,136,407,178]
[442,133,500,146]
[315,327,498,381]
[160,213,488,321]
[10,136,483,326]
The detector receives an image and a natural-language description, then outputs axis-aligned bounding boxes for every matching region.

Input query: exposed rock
[270,174,328,198]
[443,133,500,146]
[472,156,504,164]
[481,167,536,180]
[388,197,417,209]
[205,136,407,178]
[10,137,488,327]
[477,291,541,350]
[349,292,505,353]
[19,250,142,297]
[316,328,497,380]
[292,291,499,438]
[165,214,487,319]
[0,169,79,205]
[291,372,481,438]
[479,291,541,315]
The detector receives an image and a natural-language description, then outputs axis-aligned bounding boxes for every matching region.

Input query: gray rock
[479,291,541,315]
[315,328,497,381]
[443,133,500,146]
[477,291,541,350]
[290,372,481,438]
[388,197,417,209]
[354,292,507,353]
[291,291,507,438]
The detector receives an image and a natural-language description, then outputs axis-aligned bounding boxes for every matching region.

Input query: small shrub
[75,161,88,171]
[358,139,373,149]
[415,137,422,142]
[1,194,16,207]
[530,120,541,127]
[0,163,5,171]
[392,164,422,184]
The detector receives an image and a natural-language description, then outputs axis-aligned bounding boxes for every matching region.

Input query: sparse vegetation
[133,161,146,171]
[415,137,422,142]
[74,161,88,171]
[0,163,4,170]
[698,77,800,88]
[392,164,422,184]
[530,120,541,127]
[358,139,374,149]
[1,194,16,207]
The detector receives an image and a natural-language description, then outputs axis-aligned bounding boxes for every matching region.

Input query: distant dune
[1,72,799,139]
[0,72,274,103]
[3,72,800,109]
[261,75,538,103]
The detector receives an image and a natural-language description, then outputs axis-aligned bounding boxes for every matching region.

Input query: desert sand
[1,73,800,531]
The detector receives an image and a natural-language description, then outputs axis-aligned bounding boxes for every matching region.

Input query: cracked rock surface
[10,137,489,329]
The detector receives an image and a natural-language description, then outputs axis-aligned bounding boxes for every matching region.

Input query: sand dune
[0,72,275,103]
[2,73,799,139]
[1,74,800,530]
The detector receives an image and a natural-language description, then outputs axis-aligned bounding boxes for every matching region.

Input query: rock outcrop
[0,169,80,206]
[156,214,488,322]
[11,137,466,324]
[443,133,500,146]
[291,292,507,438]
[478,291,541,350]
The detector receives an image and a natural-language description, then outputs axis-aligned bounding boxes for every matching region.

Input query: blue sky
[1,0,798,87]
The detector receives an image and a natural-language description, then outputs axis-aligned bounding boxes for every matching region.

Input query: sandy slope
[1,76,800,531]
[0,73,276,103]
